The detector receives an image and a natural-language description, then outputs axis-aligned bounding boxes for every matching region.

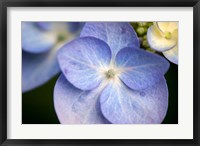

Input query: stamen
[164,31,171,39]
[57,34,66,42]
[106,69,116,78]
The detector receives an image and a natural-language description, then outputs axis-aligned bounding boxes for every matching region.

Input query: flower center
[106,69,116,79]
[164,31,172,39]
[57,33,67,42]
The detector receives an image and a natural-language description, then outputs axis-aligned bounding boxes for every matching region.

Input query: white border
[7,7,193,139]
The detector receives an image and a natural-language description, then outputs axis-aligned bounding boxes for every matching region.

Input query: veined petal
[163,45,178,65]
[100,78,168,124]
[156,22,178,33]
[57,37,111,90]
[22,51,60,92]
[147,25,177,52]
[54,74,110,124]
[22,22,57,53]
[80,22,140,57]
[115,47,169,90]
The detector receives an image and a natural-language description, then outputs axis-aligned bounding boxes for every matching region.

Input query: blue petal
[36,22,52,30]
[57,37,111,90]
[67,22,85,33]
[22,51,60,92]
[36,22,84,33]
[80,22,140,57]
[115,47,169,90]
[100,78,168,124]
[54,74,110,124]
[163,45,178,65]
[22,22,56,53]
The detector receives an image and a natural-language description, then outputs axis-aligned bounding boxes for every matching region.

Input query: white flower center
[57,33,67,42]
[105,69,116,79]
[98,64,123,86]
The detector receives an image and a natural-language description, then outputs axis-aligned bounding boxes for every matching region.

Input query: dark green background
[22,62,178,124]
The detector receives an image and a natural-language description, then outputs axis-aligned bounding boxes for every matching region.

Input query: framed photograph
[0,0,199,145]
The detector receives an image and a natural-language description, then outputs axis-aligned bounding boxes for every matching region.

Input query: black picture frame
[0,0,199,145]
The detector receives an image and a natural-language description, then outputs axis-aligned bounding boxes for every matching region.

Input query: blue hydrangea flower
[22,22,83,92]
[54,22,169,124]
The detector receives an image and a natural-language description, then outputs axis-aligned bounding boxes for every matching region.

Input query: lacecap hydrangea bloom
[147,22,178,64]
[54,22,170,124]
[22,22,83,92]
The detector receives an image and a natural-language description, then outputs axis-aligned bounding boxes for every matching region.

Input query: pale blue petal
[67,22,85,33]
[58,37,111,90]
[163,45,178,65]
[80,22,140,57]
[54,74,110,124]
[115,47,169,90]
[22,51,60,92]
[36,22,84,33]
[36,22,52,30]
[100,78,168,124]
[22,22,84,92]
[22,22,56,53]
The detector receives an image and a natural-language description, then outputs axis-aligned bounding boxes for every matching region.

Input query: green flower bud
[137,22,147,27]
[146,47,156,53]
[136,27,147,36]
[142,40,150,48]
[143,35,147,40]
[147,22,153,27]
